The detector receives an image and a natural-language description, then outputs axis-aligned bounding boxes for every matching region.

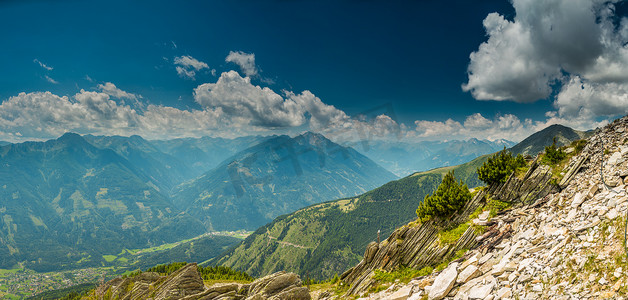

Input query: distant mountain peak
[56,132,87,145]
[509,123,592,155]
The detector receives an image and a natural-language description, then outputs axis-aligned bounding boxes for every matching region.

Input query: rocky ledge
[339,149,558,296]
[88,263,311,300]
[340,116,628,299]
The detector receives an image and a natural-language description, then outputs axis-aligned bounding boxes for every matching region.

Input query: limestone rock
[571,192,586,208]
[468,281,495,299]
[456,265,480,284]
[428,262,458,300]
[390,286,412,300]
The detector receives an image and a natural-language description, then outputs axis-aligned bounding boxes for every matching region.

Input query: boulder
[390,286,413,300]
[468,281,494,300]
[456,265,480,284]
[428,262,458,300]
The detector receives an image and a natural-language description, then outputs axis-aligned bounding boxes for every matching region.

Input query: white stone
[519,228,536,240]
[468,282,495,299]
[571,192,586,208]
[606,208,619,220]
[457,265,481,284]
[390,286,413,300]
[428,262,458,300]
[460,254,479,270]
[496,287,511,299]
[478,210,490,221]
[479,253,493,265]
[518,258,534,272]
[408,292,423,300]
[609,152,623,166]
[599,277,608,285]
[532,283,543,292]
[508,272,517,282]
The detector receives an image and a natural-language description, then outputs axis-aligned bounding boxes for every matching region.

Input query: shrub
[416,171,471,222]
[477,148,526,185]
[543,138,566,164]
[571,139,587,153]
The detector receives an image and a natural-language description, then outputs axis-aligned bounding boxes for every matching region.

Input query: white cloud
[414,119,464,138]
[0,91,139,139]
[287,90,348,129]
[194,71,305,128]
[464,0,628,125]
[33,59,53,71]
[97,82,138,100]
[464,113,492,129]
[225,51,258,77]
[173,55,209,80]
[555,76,628,119]
[45,75,58,84]
[405,114,530,142]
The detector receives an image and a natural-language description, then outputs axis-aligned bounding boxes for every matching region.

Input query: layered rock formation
[88,263,311,300]
[333,116,628,299]
[339,153,559,296]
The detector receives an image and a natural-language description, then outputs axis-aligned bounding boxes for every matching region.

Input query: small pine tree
[544,137,566,164]
[477,148,526,185]
[416,171,471,222]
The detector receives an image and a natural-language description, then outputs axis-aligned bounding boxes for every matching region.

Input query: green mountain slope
[0,133,205,272]
[210,164,459,279]
[211,124,585,280]
[173,132,398,231]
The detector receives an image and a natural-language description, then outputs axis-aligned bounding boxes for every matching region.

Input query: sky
[1,0,628,143]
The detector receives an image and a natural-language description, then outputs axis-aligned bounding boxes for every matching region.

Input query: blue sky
[1,0,627,143]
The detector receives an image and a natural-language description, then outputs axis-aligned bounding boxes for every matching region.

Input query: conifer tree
[416,171,471,222]
[477,148,526,185]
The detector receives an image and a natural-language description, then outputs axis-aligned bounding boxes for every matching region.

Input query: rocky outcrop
[338,156,557,296]
[90,263,311,300]
[339,116,628,299]
[488,157,558,204]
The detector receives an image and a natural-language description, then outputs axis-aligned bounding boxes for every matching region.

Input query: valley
[0,123,588,299]
[3,2,625,298]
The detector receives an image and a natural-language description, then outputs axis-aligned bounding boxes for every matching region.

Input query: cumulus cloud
[194,71,305,128]
[98,82,138,100]
[407,114,535,142]
[225,51,258,77]
[464,0,628,124]
[555,76,628,119]
[463,113,492,129]
[33,59,53,71]
[287,91,348,129]
[0,91,139,139]
[174,55,209,80]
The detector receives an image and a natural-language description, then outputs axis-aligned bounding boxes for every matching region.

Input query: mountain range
[172,132,398,231]
[0,133,205,271]
[0,123,583,276]
[211,124,587,279]
[0,131,396,271]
